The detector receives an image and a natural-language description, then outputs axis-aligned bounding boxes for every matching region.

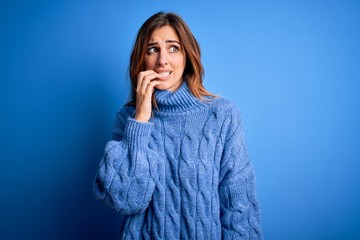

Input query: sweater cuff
[124,117,153,151]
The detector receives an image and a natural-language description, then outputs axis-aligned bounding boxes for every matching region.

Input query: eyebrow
[147,40,181,46]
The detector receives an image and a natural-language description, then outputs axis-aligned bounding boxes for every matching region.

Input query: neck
[154,82,206,113]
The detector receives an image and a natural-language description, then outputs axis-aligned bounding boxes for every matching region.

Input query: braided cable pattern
[94,83,262,239]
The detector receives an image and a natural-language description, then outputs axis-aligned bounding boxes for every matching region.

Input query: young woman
[94,12,262,239]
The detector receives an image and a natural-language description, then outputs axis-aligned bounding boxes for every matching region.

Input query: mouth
[157,71,172,77]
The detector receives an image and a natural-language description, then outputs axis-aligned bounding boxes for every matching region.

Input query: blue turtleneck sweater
[93,83,262,239]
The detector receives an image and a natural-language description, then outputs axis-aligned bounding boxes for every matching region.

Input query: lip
[156,70,172,79]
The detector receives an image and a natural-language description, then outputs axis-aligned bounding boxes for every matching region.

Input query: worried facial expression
[145,25,186,92]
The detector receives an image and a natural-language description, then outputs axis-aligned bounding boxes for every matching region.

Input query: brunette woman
[94,12,262,239]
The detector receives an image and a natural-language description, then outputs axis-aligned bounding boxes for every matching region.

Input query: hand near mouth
[135,70,162,122]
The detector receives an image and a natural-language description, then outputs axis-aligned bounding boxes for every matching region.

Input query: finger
[137,70,164,83]
[144,80,160,96]
[137,71,153,90]
[138,72,160,94]
[138,77,152,97]
[141,81,159,102]
[137,70,157,88]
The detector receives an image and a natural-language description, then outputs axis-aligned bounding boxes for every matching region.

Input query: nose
[157,50,168,66]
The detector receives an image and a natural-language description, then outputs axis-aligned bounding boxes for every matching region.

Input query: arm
[218,106,263,239]
[93,108,158,215]
[94,70,163,214]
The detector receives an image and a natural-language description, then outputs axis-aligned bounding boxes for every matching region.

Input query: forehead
[148,25,180,43]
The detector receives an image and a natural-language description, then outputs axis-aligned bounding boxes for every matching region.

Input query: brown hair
[127,12,216,107]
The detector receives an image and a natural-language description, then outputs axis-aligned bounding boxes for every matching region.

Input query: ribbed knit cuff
[124,117,153,151]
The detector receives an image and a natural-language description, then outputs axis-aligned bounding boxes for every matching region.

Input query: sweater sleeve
[93,108,158,215]
[218,105,263,239]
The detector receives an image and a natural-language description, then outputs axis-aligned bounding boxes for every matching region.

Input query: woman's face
[145,25,186,92]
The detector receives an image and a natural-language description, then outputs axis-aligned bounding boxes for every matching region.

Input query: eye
[169,46,179,53]
[147,47,158,54]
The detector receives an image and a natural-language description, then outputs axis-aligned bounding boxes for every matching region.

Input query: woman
[94,12,262,239]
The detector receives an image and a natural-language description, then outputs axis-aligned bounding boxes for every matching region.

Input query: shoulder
[112,105,136,140]
[208,97,244,140]
[115,105,136,122]
[208,97,241,119]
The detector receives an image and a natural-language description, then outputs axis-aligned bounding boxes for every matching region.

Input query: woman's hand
[134,70,161,122]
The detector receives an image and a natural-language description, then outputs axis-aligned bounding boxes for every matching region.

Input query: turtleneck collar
[154,82,206,113]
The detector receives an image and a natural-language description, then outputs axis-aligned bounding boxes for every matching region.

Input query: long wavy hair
[126,12,216,107]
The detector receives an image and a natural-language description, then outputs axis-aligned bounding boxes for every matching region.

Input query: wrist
[134,112,150,122]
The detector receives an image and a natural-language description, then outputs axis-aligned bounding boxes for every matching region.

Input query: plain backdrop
[1,0,359,239]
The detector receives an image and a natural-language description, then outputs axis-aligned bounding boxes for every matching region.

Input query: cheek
[145,56,156,69]
[174,55,186,71]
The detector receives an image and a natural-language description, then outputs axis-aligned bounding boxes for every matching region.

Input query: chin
[155,79,182,92]
[155,84,167,90]
[155,83,171,91]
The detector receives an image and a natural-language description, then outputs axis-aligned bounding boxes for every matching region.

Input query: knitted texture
[94,83,262,239]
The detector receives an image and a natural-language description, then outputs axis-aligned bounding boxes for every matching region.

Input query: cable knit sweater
[93,82,262,239]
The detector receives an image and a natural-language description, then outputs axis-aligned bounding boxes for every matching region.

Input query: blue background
[1,0,359,239]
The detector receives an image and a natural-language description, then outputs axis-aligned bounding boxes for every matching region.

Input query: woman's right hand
[134,70,161,122]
